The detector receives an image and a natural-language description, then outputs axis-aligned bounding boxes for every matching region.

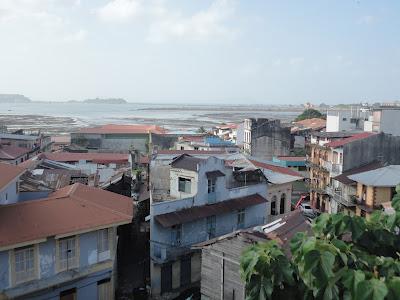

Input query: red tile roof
[293,118,326,129]
[42,152,129,164]
[249,159,303,177]
[76,124,167,135]
[0,145,30,160]
[0,183,133,248]
[325,132,376,148]
[0,163,25,191]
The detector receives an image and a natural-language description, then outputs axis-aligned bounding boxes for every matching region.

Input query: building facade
[0,183,133,300]
[243,118,291,160]
[149,155,268,299]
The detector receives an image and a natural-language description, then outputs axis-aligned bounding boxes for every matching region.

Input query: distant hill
[0,94,31,103]
[82,98,127,104]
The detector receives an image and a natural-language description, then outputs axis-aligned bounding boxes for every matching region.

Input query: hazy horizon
[1,0,399,105]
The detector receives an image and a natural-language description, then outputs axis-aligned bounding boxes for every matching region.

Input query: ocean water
[0,102,300,133]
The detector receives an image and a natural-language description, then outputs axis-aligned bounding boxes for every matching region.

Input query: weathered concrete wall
[0,177,19,205]
[343,133,400,171]
[250,119,291,160]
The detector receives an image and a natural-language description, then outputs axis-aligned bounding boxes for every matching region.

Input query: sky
[0,0,399,105]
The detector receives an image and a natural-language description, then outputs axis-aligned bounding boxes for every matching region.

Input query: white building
[326,107,370,132]
[364,107,400,136]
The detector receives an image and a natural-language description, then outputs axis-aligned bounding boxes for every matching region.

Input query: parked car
[299,202,316,218]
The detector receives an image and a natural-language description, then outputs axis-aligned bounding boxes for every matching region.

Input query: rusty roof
[0,162,25,191]
[0,183,133,248]
[193,210,310,258]
[76,124,167,135]
[42,152,129,164]
[325,132,377,148]
[155,193,267,227]
[0,145,30,160]
[249,159,303,177]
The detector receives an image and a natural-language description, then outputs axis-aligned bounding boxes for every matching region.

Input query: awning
[155,193,267,227]
[206,170,225,178]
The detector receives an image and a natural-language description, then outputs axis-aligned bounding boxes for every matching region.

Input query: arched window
[271,195,277,215]
[280,194,286,214]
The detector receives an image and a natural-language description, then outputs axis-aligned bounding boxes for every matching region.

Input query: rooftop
[41,152,129,164]
[75,124,167,135]
[311,131,356,139]
[249,158,303,178]
[325,132,376,148]
[276,156,307,162]
[348,165,400,187]
[194,210,310,257]
[155,193,267,227]
[0,162,25,191]
[0,133,39,141]
[0,183,133,248]
[156,149,226,156]
[291,118,326,132]
[0,144,30,160]
[333,161,385,185]
[170,154,204,172]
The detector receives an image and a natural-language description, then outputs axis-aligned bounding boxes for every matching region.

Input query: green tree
[240,186,400,300]
[295,109,325,122]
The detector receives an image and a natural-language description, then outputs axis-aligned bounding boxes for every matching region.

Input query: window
[98,229,111,261]
[237,209,245,229]
[13,246,36,284]
[98,278,112,300]
[60,288,76,300]
[178,177,191,193]
[342,117,347,121]
[206,216,216,238]
[280,194,286,214]
[172,224,182,245]
[207,178,216,194]
[57,236,78,272]
[271,196,277,215]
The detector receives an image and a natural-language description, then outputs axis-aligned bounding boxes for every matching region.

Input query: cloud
[96,0,142,22]
[147,0,236,43]
[96,0,236,42]
[0,1,88,44]
[62,29,88,42]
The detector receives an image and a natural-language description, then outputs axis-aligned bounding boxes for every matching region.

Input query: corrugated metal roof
[348,165,400,187]
[333,161,384,185]
[170,154,203,171]
[0,183,133,248]
[325,132,376,148]
[76,124,167,135]
[155,193,267,227]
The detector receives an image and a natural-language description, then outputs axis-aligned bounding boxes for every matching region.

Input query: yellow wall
[374,187,392,206]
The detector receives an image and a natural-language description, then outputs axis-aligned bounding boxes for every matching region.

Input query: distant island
[79,98,127,104]
[0,94,31,103]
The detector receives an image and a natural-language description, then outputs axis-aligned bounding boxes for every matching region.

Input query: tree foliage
[240,186,400,300]
[295,109,325,122]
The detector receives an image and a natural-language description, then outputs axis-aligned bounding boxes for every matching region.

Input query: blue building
[149,154,268,299]
[0,182,133,300]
